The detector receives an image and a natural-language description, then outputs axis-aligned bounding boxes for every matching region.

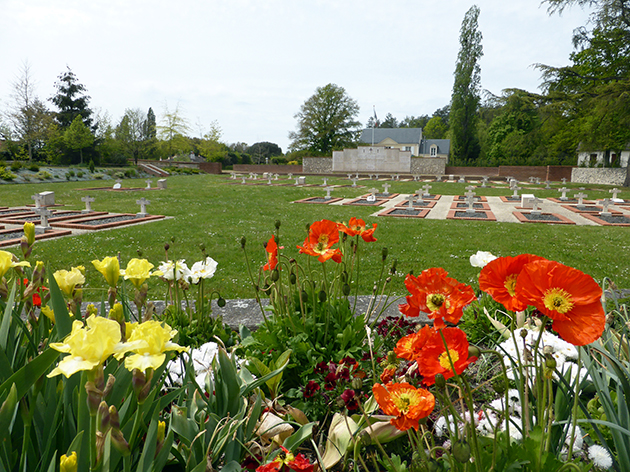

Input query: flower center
[427,293,448,312]
[504,273,518,297]
[393,392,412,413]
[543,288,574,314]
[438,349,460,370]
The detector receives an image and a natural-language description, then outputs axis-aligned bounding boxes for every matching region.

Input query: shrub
[10,161,22,171]
[124,169,137,177]
[88,159,95,172]
[114,171,125,179]
[35,170,52,180]
[0,166,17,181]
[28,163,40,172]
[93,173,104,179]
[76,171,84,178]
[68,169,75,177]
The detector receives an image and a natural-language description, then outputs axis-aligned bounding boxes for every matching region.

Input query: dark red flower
[303,380,320,399]
[324,372,337,390]
[341,389,358,411]
[314,361,328,374]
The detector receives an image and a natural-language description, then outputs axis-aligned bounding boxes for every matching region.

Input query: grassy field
[1,174,629,301]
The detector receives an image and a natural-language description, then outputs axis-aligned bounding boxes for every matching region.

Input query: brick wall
[197,162,222,174]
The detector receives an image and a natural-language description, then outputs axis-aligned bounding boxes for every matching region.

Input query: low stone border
[342,197,387,206]
[453,195,488,202]
[513,211,576,225]
[377,207,430,218]
[360,193,400,200]
[579,213,630,226]
[446,209,497,221]
[561,204,622,214]
[293,197,344,204]
[450,202,491,211]
[51,213,166,230]
[499,196,525,203]
[2,210,109,225]
[0,228,72,247]
[394,200,437,209]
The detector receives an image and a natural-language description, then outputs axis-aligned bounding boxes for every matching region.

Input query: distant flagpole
[372,106,378,146]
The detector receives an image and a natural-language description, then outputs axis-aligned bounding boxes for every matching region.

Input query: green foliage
[50,66,93,129]
[35,170,52,180]
[76,171,84,178]
[423,116,448,139]
[10,161,22,171]
[88,159,95,172]
[27,163,39,172]
[0,167,17,181]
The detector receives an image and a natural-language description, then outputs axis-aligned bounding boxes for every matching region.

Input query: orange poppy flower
[337,217,377,242]
[372,382,435,431]
[263,235,279,271]
[415,327,477,386]
[399,268,476,329]
[297,219,342,263]
[479,254,546,311]
[515,259,605,346]
[394,325,433,361]
[256,446,314,472]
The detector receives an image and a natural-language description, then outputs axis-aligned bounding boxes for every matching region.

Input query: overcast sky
[1,0,591,153]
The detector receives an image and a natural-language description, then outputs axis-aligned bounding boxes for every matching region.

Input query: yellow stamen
[427,293,449,312]
[393,392,412,413]
[504,273,518,297]
[543,287,574,314]
[438,349,460,370]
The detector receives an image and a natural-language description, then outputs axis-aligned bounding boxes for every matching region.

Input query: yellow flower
[41,305,55,323]
[120,258,159,289]
[47,315,122,378]
[60,451,77,472]
[23,222,36,246]
[0,250,31,278]
[92,256,120,287]
[116,320,188,372]
[53,267,85,297]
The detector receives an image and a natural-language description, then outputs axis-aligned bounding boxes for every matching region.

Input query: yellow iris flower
[115,320,188,372]
[53,267,86,297]
[0,250,31,279]
[120,258,161,289]
[23,222,36,246]
[92,256,120,287]
[60,452,77,472]
[47,315,122,378]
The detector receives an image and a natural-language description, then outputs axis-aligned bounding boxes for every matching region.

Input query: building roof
[359,128,423,145]
[420,139,450,155]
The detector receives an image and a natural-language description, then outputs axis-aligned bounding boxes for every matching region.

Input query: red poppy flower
[263,235,279,271]
[479,254,547,311]
[372,382,435,431]
[256,446,314,472]
[297,219,342,263]
[399,268,476,329]
[515,260,605,346]
[415,327,477,386]
[393,325,432,361]
[337,217,377,242]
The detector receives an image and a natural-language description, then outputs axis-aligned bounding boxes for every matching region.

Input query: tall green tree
[64,115,94,164]
[49,67,93,130]
[288,83,361,155]
[246,142,283,163]
[158,102,191,158]
[399,115,430,129]
[423,116,448,139]
[449,5,483,164]
[116,108,146,164]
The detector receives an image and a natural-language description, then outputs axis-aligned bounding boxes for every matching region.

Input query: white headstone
[324,186,334,200]
[145,179,152,189]
[136,197,150,216]
[81,195,95,213]
[31,194,43,209]
[422,184,432,196]
[574,192,587,206]
[405,194,416,208]
[521,194,536,209]
[382,183,391,195]
[600,198,612,216]
[39,191,55,206]
[157,179,167,189]
[558,187,569,200]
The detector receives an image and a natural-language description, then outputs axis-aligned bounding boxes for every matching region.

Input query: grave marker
[465,188,476,213]
[600,198,612,216]
[267,175,273,185]
[610,188,622,200]
[422,184,432,196]
[241,176,247,184]
[558,187,569,200]
[382,183,391,195]
[136,197,150,217]
[574,192,587,206]
[367,188,378,202]
[81,196,95,213]
[157,179,167,189]
[458,175,466,183]
[34,208,52,230]
[435,175,443,182]
[324,187,334,200]
[511,184,522,198]
[113,179,122,189]
[481,176,488,188]
[405,194,416,208]
[39,191,55,206]
[351,177,358,187]
[530,197,543,214]
[288,173,293,179]
[562,178,567,184]
[31,194,43,209]
[321,178,328,186]
[544,180,551,189]
[146,179,152,189]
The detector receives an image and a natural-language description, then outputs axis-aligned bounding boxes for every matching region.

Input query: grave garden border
[512,211,576,225]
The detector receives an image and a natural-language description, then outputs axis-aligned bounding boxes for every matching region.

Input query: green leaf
[136,409,159,472]
[0,348,59,399]
[283,422,315,452]
[221,460,243,472]
[0,283,16,351]
[0,384,18,444]
[48,272,73,339]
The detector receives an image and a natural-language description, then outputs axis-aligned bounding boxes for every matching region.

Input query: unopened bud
[240,237,246,249]
[468,345,481,359]
[271,269,280,281]
[23,222,36,246]
[217,297,226,308]
[59,452,77,472]
[300,291,308,302]
[164,243,170,252]
[318,290,327,302]
[342,284,351,296]
[289,272,297,284]
[520,328,528,339]
[351,377,363,390]
[390,259,397,275]
[108,405,120,430]
[452,440,471,463]
[111,428,130,456]
[275,220,281,229]
[545,353,557,370]
[97,401,110,432]
[109,303,124,323]
[435,373,446,390]
[382,247,388,261]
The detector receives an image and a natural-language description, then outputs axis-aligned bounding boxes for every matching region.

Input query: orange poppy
[297,219,342,263]
[337,217,377,242]
[515,259,605,346]
[399,268,476,329]
[372,382,435,431]
[263,235,279,271]
[479,254,546,311]
[393,325,433,361]
[256,446,314,472]
[415,327,477,386]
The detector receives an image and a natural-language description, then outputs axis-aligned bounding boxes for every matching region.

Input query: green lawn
[1,174,629,300]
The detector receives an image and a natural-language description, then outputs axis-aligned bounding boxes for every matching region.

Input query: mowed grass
[1,174,629,301]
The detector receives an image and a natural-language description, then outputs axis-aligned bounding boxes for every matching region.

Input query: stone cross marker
[136,197,150,216]
[267,175,273,185]
[368,174,374,180]
[31,194,43,209]
[322,178,328,186]
[574,192,587,206]
[81,196,95,213]
[241,176,247,184]
[435,175,443,182]
[34,208,52,230]
[544,180,552,189]
[113,179,122,189]
[511,185,522,198]
[458,175,466,183]
[600,199,612,216]
[366,188,378,202]
[230,172,236,179]
[324,187,334,200]
[295,177,300,186]
[382,183,391,195]
[252,173,258,180]
[534,177,541,185]
[390,174,396,181]
[405,194,416,208]
[562,178,567,184]
[412,175,420,181]
[355,173,360,179]
[351,178,358,187]
[374,174,380,180]
[347,173,353,179]
[530,197,543,214]
[610,188,621,200]
[146,179,152,189]
[481,176,489,188]
[465,189,476,213]
[509,179,518,189]
[422,184,432,196]
[558,187,569,200]
[287,173,293,180]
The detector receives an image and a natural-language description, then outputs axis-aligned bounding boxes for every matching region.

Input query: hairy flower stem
[241,243,272,332]
[566,348,582,461]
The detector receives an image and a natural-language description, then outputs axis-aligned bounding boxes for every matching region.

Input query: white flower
[588,444,613,469]
[469,251,498,268]
[166,341,222,388]
[186,257,218,284]
[159,259,190,281]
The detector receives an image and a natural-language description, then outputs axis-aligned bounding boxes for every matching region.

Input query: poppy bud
[390,258,397,275]
[452,440,471,463]
[275,220,281,229]
[164,243,170,252]
[240,237,246,249]
[351,377,363,390]
[468,345,481,359]
[271,269,280,281]
[342,284,351,296]
[318,290,327,302]
[300,290,308,302]
[217,297,226,308]
[289,272,297,284]
[435,373,446,390]
[382,247,388,261]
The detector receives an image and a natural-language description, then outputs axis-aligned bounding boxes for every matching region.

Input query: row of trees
[287,0,630,170]
[0,66,284,167]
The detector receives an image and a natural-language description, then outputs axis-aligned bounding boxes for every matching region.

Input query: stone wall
[571,167,628,186]
[332,147,411,173]
[411,157,447,175]
[302,157,332,173]
[233,164,303,173]
[445,166,500,177]
[197,162,222,174]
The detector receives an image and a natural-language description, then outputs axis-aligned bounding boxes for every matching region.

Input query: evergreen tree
[450,5,483,164]
[50,67,93,130]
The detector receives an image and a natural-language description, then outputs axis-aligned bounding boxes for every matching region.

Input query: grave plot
[378,207,430,218]
[0,208,37,218]
[499,196,524,203]
[0,227,72,248]
[2,210,109,224]
[343,197,387,206]
[452,195,488,203]
[579,213,630,226]
[450,201,490,211]
[446,209,497,221]
[50,213,165,230]
[294,187,344,204]
[561,204,622,214]
[512,211,575,225]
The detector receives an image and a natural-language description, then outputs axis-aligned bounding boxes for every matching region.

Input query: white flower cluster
[158,257,218,284]
[588,444,613,469]
[166,341,221,388]
[498,328,588,386]
[469,251,498,268]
